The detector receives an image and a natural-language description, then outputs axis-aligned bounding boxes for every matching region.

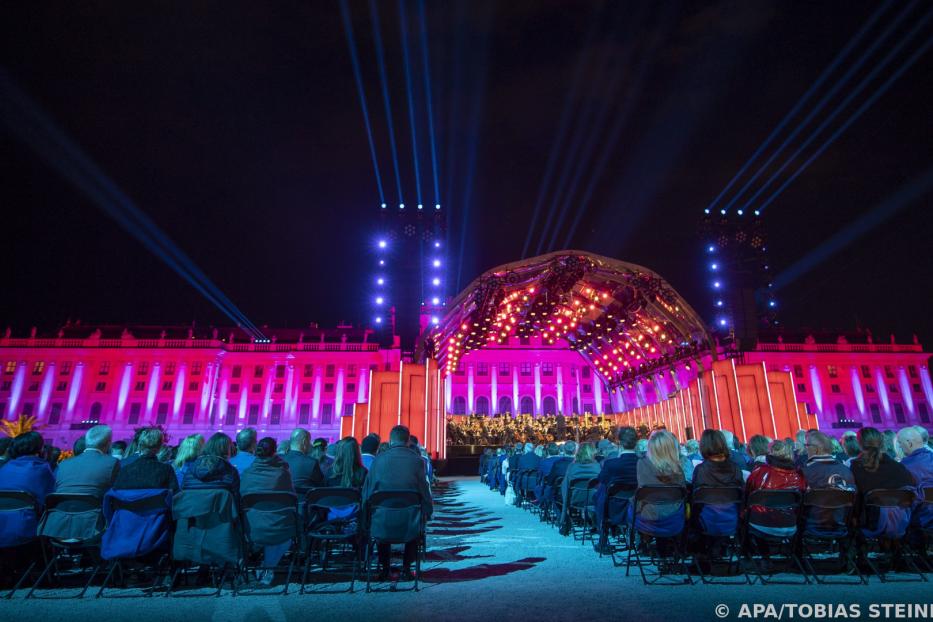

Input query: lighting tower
[372,202,446,352]
[700,209,777,351]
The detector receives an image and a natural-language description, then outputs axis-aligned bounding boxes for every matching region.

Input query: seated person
[360,434,380,471]
[842,433,861,468]
[111,428,179,492]
[635,431,686,522]
[745,439,805,534]
[326,437,367,489]
[181,432,240,503]
[0,431,55,504]
[283,428,326,492]
[539,442,575,508]
[559,442,601,531]
[898,426,933,528]
[850,427,915,533]
[692,429,745,489]
[172,434,203,488]
[746,434,771,470]
[54,424,120,497]
[593,427,639,538]
[241,437,294,585]
[110,440,127,460]
[801,430,855,491]
[229,427,258,474]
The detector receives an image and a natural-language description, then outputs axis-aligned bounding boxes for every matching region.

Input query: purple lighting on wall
[38,362,55,417]
[7,362,25,418]
[146,363,161,417]
[117,362,132,415]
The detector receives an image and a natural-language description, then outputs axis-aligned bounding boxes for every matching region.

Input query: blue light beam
[398,0,422,207]
[417,0,441,208]
[369,0,404,205]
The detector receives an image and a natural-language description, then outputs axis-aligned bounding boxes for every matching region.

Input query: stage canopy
[427,251,714,388]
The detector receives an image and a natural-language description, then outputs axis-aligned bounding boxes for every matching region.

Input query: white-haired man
[54,425,120,497]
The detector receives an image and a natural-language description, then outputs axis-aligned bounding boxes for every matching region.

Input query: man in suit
[54,425,120,497]
[112,427,179,492]
[539,441,575,509]
[362,425,433,582]
[282,428,325,492]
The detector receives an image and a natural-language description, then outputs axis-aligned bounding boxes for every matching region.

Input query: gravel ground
[2,477,930,622]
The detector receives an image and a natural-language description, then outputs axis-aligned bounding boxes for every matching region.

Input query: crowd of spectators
[0,422,435,587]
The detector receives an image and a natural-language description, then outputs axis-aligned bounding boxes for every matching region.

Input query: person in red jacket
[745,439,805,535]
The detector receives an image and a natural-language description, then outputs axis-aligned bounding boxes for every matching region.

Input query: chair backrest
[745,488,801,540]
[863,488,915,509]
[38,493,104,543]
[0,489,41,548]
[568,477,599,506]
[692,487,743,537]
[171,488,243,565]
[861,487,915,539]
[800,488,854,538]
[632,486,687,538]
[305,487,361,524]
[101,488,173,560]
[241,491,300,547]
[365,490,423,544]
[747,488,801,509]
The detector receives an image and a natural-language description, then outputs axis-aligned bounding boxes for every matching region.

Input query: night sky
[2,1,931,345]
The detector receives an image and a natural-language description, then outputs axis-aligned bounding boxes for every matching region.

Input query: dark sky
[2,1,932,344]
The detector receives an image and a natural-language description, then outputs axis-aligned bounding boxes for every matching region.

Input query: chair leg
[25,553,59,599]
[95,561,119,598]
[365,538,372,593]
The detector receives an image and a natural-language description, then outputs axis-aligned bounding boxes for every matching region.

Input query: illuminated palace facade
[1,323,930,447]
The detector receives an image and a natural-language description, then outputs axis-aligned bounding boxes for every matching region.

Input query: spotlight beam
[417,0,441,207]
[755,23,933,213]
[0,72,265,340]
[720,0,918,215]
[773,167,933,290]
[369,0,404,205]
[398,0,422,207]
[702,0,893,215]
[339,0,386,206]
[520,5,603,259]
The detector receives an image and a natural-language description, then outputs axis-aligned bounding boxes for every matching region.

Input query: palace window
[162,381,172,391]
[270,404,282,426]
[253,365,263,378]
[918,403,930,424]
[830,384,841,394]
[827,365,838,378]
[128,403,141,425]
[95,382,106,392]
[797,383,807,393]
[247,405,259,425]
[48,403,62,425]
[326,365,335,378]
[99,362,111,376]
[477,363,489,376]
[137,362,148,376]
[299,404,310,425]
[156,403,169,425]
[302,382,312,392]
[304,364,314,376]
[893,403,906,424]
[909,365,918,378]
[884,366,894,378]
[188,382,199,391]
[343,403,354,416]
[32,361,45,376]
[60,361,72,375]
[793,365,803,378]
[191,362,202,376]
[232,365,242,378]
[499,364,510,376]
[542,362,554,376]
[322,403,334,425]
[56,381,67,392]
[865,384,874,393]
[861,365,871,379]
[1,381,10,391]
[4,361,15,374]
[165,362,176,376]
[869,404,882,424]
[346,383,356,393]
[582,367,591,379]
[324,383,334,393]
[520,363,532,376]
[183,403,196,425]
[252,383,261,393]
[275,365,286,379]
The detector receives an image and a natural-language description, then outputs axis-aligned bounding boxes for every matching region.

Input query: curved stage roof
[428,251,714,387]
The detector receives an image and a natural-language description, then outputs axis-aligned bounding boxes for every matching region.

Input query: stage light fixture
[381,203,387,209]
[399,203,405,209]
[754,210,761,216]
[432,297,440,305]
[377,278,385,285]
[417,204,423,209]
[432,277,440,286]
[711,263,718,270]
[435,204,441,210]
[434,241,441,248]
[378,240,387,249]
[707,245,715,252]
[713,281,721,288]
[375,317,383,324]
[737,209,744,215]
[379,259,385,266]
[375,297,384,304]
[433,259,441,267]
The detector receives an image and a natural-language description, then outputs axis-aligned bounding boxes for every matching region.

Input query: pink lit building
[1,324,930,448]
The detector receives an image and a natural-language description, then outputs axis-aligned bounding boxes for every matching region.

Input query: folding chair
[96,488,174,598]
[859,488,926,583]
[625,485,691,585]
[567,477,599,543]
[363,490,425,592]
[28,493,105,599]
[690,486,746,584]
[742,489,807,585]
[240,491,301,594]
[798,489,863,584]
[301,487,361,593]
[0,490,44,599]
[599,480,636,563]
[548,476,565,529]
[167,489,244,597]
[916,487,933,572]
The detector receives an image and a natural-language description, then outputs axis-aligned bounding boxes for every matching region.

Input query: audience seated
[72,435,86,458]
[362,425,432,581]
[692,429,745,489]
[842,433,861,467]
[54,424,120,497]
[283,429,326,492]
[181,432,240,504]
[172,433,203,487]
[110,439,127,460]
[720,430,749,470]
[594,426,639,501]
[112,427,179,492]
[0,431,55,505]
[851,427,916,535]
[230,427,258,474]
[746,434,770,469]
[745,439,805,534]
[327,437,367,488]
[801,430,855,491]
[517,441,541,472]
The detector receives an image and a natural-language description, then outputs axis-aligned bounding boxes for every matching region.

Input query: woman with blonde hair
[173,433,204,486]
[637,430,685,487]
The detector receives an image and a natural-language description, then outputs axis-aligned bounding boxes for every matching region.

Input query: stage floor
[8,478,932,621]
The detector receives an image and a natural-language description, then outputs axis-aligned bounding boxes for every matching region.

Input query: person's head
[361,433,380,455]
[203,432,234,459]
[534,445,545,457]
[747,434,770,458]
[312,437,328,452]
[173,434,204,468]
[646,430,682,476]
[73,435,86,456]
[857,426,884,472]
[698,429,729,461]
[897,426,925,456]
[575,442,597,464]
[157,445,175,463]
[332,437,365,488]
[617,426,637,451]
[882,429,897,458]
[11,431,44,459]
[236,428,258,454]
[562,440,577,456]
[85,424,113,453]
[913,425,929,446]
[136,427,164,456]
[685,439,700,455]
[290,428,311,453]
[720,429,736,451]
[546,442,559,456]
[408,435,420,449]
[795,429,808,452]
[843,434,861,458]
[389,425,411,446]
[255,437,277,459]
[768,439,795,462]
[524,442,534,454]
[805,430,833,457]
[635,438,648,453]
[44,444,61,465]
[110,440,127,459]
